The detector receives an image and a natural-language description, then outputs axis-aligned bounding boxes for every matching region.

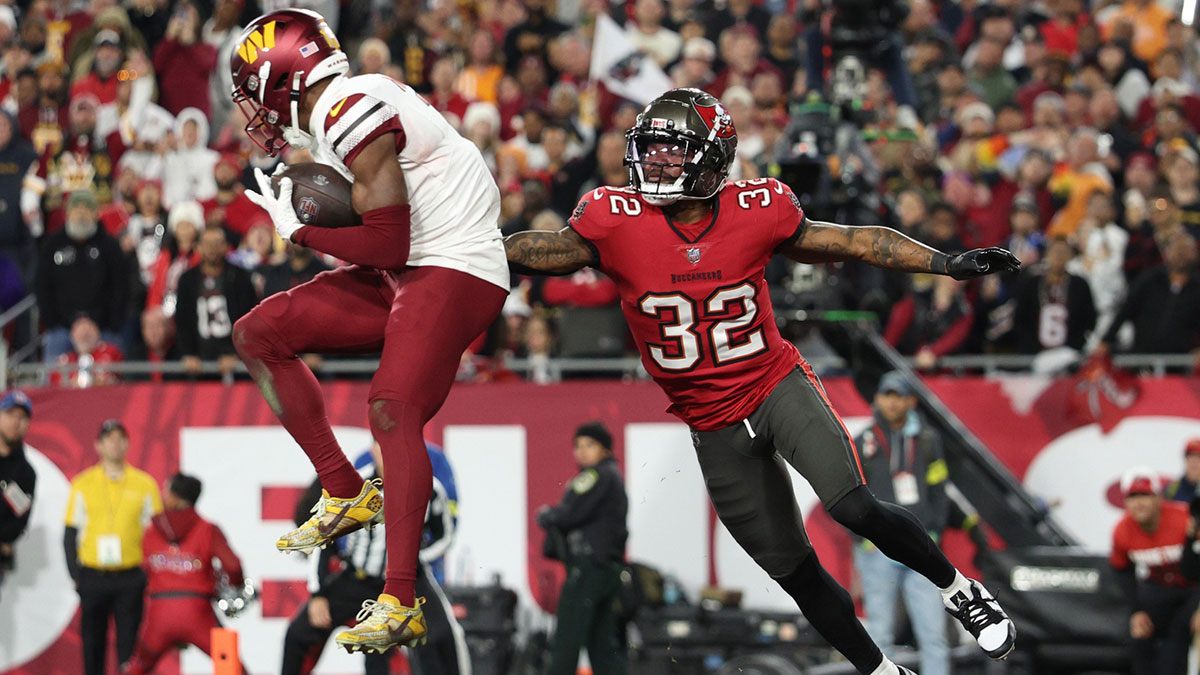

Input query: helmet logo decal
[649,118,670,130]
[693,101,735,139]
[299,41,318,58]
[236,20,277,64]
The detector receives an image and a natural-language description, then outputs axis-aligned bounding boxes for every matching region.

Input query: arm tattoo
[504,229,597,276]
[787,221,949,274]
[849,226,948,274]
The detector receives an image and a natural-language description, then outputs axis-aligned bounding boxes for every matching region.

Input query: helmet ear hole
[273,73,289,91]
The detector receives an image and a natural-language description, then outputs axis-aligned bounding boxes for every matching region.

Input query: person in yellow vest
[64,419,162,675]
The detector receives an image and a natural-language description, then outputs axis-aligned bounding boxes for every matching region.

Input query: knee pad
[231,311,274,361]
[826,485,879,531]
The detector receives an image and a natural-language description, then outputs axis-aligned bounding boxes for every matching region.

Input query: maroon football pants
[123,596,241,674]
[234,264,506,603]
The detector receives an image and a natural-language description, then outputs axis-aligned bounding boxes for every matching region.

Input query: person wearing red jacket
[1111,468,1199,675]
[123,474,246,675]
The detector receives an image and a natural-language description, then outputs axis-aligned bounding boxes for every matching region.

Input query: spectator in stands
[626,0,682,68]
[259,243,330,299]
[671,36,717,91]
[70,29,123,105]
[712,27,782,99]
[65,418,162,675]
[502,0,567,76]
[0,109,39,286]
[146,200,201,315]
[921,202,966,255]
[152,2,217,116]
[202,153,267,237]
[99,164,137,238]
[1068,191,1128,340]
[462,102,502,174]
[51,315,123,388]
[1010,238,1096,354]
[1004,194,1046,267]
[27,92,114,233]
[1103,0,1172,64]
[1110,467,1197,675]
[174,227,255,379]
[520,313,558,385]
[885,275,973,370]
[163,108,217,209]
[854,371,950,675]
[126,179,168,291]
[1089,87,1141,166]
[355,37,390,76]
[19,59,68,158]
[0,390,34,603]
[455,29,503,104]
[507,104,550,171]
[427,57,469,126]
[127,307,178,383]
[968,35,1018,110]
[1101,231,1200,361]
[1047,129,1114,239]
[1146,103,1200,158]
[1165,147,1200,239]
[36,188,128,363]
[1096,41,1152,119]
[227,221,277,271]
[1164,440,1200,504]
[200,0,243,136]
[66,7,148,78]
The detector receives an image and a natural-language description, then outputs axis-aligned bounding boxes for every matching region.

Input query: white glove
[245,167,304,241]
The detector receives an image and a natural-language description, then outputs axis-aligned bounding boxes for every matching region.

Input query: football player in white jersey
[230,9,508,653]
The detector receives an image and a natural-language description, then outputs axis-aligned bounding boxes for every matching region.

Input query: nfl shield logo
[686,247,701,264]
[298,196,320,223]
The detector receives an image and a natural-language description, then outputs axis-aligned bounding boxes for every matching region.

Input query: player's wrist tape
[932,251,950,275]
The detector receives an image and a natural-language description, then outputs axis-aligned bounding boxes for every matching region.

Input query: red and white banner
[3,375,1198,674]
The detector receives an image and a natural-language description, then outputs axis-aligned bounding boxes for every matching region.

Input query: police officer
[538,422,629,675]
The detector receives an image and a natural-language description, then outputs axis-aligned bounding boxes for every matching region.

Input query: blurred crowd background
[2,0,1199,386]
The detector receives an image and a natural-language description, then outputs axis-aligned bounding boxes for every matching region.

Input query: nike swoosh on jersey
[329,98,348,117]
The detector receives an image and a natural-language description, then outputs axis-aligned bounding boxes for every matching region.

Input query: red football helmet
[230,9,349,156]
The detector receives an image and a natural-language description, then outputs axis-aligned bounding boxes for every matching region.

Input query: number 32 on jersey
[638,282,767,371]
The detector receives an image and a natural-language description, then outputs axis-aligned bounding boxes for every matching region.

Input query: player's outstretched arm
[780,219,1022,280]
[505,227,599,276]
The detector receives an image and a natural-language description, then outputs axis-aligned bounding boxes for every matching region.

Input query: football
[271,162,361,229]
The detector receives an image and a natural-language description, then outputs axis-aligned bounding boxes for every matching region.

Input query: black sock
[775,553,883,674]
[828,486,957,588]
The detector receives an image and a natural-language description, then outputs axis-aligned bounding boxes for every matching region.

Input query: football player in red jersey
[228,10,508,653]
[506,89,1020,675]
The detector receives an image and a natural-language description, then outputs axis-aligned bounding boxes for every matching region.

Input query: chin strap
[286,70,313,150]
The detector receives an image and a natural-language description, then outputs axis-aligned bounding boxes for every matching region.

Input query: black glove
[944,247,1022,280]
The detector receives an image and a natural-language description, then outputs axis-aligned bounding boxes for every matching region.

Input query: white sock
[939,569,970,601]
[868,656,900,675]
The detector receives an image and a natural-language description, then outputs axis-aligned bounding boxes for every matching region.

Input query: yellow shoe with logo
[335,594,427,654]
[276,478,384,553]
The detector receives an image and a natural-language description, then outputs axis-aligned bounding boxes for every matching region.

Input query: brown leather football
[271,162,361,229]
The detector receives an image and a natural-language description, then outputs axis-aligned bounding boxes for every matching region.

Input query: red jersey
[143,508,244,597]
[569,178,806,430]
[1110,501,1193,588]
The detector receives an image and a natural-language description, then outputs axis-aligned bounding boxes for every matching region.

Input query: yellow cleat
[335,594,427,654]
[276,478,384,553]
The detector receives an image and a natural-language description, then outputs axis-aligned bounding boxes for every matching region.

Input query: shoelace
[954,592,1004,634]
[355,599,395,624]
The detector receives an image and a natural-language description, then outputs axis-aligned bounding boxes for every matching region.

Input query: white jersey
[307,73,508,290]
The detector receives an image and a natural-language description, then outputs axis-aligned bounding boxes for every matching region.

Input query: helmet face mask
[230,9,349,157]
[624,88,738,205]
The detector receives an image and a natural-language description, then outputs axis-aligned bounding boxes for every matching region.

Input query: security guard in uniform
[538,422,629,675]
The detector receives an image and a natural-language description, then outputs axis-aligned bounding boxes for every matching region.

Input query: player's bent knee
[826,485,879,532]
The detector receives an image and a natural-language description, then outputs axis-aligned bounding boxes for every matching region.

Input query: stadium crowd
[0,0,1198,385]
